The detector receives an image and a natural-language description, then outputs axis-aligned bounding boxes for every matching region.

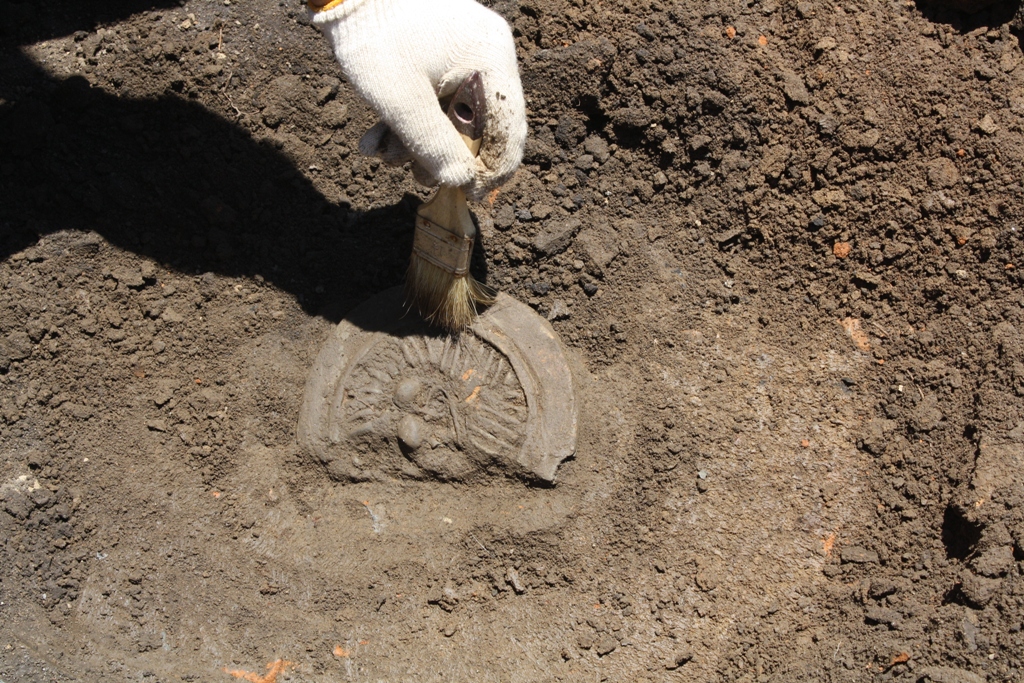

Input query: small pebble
[547,299,570,321]
[507,568,526,594]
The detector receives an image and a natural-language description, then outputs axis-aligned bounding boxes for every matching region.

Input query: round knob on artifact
[397,414,425,450]
[394,377,422,409]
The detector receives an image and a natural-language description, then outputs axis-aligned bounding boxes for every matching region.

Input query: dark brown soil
[2,0,1024,680]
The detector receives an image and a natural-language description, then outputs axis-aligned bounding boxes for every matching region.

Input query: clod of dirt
[2,331,33,362]
[778,69,811,106]
[918,665,987,683]
[664,649,693,670]
[967,519,1015,578]
[533,217,582,256]
[840,546,880,564]
[864,605,901,628]
[321,100,349,128]
[1,488,33,520]
[927,157,961,189]
[868,580,898,600]
[911,394,944,432]
[957,572,1001,608]
[593,634,618,657]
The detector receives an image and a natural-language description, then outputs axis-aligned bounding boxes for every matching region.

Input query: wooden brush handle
[415,71,486,248]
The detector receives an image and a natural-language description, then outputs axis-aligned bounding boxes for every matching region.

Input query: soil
[2,0,1024,680]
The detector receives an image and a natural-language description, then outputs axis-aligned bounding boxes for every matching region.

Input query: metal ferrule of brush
[412,214,474,277]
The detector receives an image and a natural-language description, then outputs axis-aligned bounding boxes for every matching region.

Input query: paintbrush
[406,71,495,332]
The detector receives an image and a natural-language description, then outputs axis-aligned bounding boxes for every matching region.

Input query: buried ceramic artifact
[297,287,577,483]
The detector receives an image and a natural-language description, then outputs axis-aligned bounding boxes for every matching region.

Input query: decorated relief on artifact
[299,289,577,483]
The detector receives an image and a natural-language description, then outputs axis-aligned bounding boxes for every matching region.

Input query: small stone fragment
[975,113,998,136]
[547,299,570,321]
[507,568,526,594]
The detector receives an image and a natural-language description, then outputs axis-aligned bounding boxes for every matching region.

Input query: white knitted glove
[311,0,527,200]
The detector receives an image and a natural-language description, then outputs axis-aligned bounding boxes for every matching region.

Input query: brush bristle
[407,254,495,332]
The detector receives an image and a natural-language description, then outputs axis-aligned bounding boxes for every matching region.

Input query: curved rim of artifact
[297,287,577,483]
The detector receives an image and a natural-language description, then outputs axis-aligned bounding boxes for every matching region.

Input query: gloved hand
[310,0,527,200]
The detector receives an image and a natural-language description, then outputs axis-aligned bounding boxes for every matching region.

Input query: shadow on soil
[914,0,1022,31]
[0,0,419,323]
